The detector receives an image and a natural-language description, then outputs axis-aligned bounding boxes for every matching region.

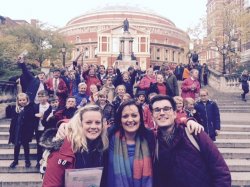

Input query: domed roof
[66,4,175,27]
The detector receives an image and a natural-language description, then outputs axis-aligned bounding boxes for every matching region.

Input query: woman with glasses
[42,104,109,187]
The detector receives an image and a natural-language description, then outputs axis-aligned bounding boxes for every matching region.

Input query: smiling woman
[106,99,155,187]
[42,104,109,187]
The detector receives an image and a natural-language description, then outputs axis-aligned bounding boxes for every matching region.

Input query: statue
[131,52,136,60]
[123,18,129,32]
[191,51,199,63]
[117,52,123,60]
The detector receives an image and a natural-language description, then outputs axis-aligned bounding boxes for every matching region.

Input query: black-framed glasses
[153,106,173,114]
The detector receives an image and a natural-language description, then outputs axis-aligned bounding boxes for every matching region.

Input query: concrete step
[0,148,37,160]
[231,172,250,186]
[221,125,250,131]
[0,132,9,140]
[0,140,37,149]
[0,160,39,173]
[0,173,42,187]
[0,124,10,132]
[217,131,250,139]
[219,148,250,159]
[219,109,250,113]
[226,159,250,172]
[216,139,250,148]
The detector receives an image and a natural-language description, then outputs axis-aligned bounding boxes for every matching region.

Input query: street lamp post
[61,43,66,68]
[222,45,227,74]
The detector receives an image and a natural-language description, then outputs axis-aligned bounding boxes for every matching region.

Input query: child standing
[9,93,36,168]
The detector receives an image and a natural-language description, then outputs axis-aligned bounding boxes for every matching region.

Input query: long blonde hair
[15,93,30,113]
[66,104,109,153]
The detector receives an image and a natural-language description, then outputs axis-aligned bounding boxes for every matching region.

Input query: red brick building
[59,5,190,70]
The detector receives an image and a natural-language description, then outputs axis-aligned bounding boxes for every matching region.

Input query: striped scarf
[108,131,153,187]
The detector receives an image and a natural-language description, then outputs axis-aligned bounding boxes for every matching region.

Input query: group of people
[8,56,231,187]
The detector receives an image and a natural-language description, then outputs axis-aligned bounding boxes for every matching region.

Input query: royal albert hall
[59,5,190,70]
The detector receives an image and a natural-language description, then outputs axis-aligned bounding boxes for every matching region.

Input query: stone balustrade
[0,81,17,119]
[208,68,241,93]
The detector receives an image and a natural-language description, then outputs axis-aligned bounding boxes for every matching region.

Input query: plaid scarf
[108,131,153,187]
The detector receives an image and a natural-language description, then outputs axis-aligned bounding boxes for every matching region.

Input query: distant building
[59,5,190,70]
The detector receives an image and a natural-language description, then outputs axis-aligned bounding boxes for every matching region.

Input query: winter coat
[96,100,115,122]
[42,137,107,187]
[19,63,48,103]
[41,106,58,130]
[194,100,221,141]
[239,74,249,93]
[138,75,156,90]
[9,103,37,145]
[181,77,200,99]
[46,78,68,108]
[166,74,179,96]
[74,92,90,107]
[154,125,231,187]
[148,82,173,97]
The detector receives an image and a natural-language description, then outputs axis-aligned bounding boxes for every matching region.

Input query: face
[89,69,95,76]
[82,111,102,140]
[66,98,76,108]
[147,68,154,76]
[152,100,176,128]
[138,95,145,104]
[69,72,75,79]
[53,71,60,79]
[117,86,126,97]
[122,95,131,102]
[18,96,28,107]
[121,105,140,135]
[50,100,59,109]
[186,102,194,110]
[98,95,107,104]
[37,73,45,81]
[123,73,129,82]
[191,70,199,80]
[175,101,183,111]
[79,85,87,93]
[99,66,105,74]
[106,78,112,85]
[38,94,48,104]
[107,67,114,74]
[156,74,164,84]
[200,91,209,102]
[90,85,98,93]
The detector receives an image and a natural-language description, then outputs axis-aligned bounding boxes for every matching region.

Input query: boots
[25,160,31,168]
[241,93,247,101]
[9,160,18,168]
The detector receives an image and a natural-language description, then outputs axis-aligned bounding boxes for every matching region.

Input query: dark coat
[154,126,231,187]
[194,100,221,141]
[41,106,58,130]
[239,74,249,93]
[9,103,37,145]
[42,138,107,187]
[19,63,48,103]
[148,82,173,97]
[96,100,115,122]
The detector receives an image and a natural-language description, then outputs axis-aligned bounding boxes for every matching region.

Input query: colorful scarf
[108,131,153,187]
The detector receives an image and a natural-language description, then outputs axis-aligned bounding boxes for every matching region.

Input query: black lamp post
[61,43,66,68]
[222,45,227,74]
[188,51,192,65]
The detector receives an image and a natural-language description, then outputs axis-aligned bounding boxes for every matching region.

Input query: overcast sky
[1,0,207,31]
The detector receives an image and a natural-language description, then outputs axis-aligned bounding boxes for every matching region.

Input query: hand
[186,120,204,135]
[35,113,43,118]
[56,123,68,140]
[215,130,220,136]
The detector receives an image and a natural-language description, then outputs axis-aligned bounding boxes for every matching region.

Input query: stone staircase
[0,119,42,187]
[0,85,249,186]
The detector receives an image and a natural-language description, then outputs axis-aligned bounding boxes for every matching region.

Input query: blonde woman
[42,104,109,187]
[9,93,36,168]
